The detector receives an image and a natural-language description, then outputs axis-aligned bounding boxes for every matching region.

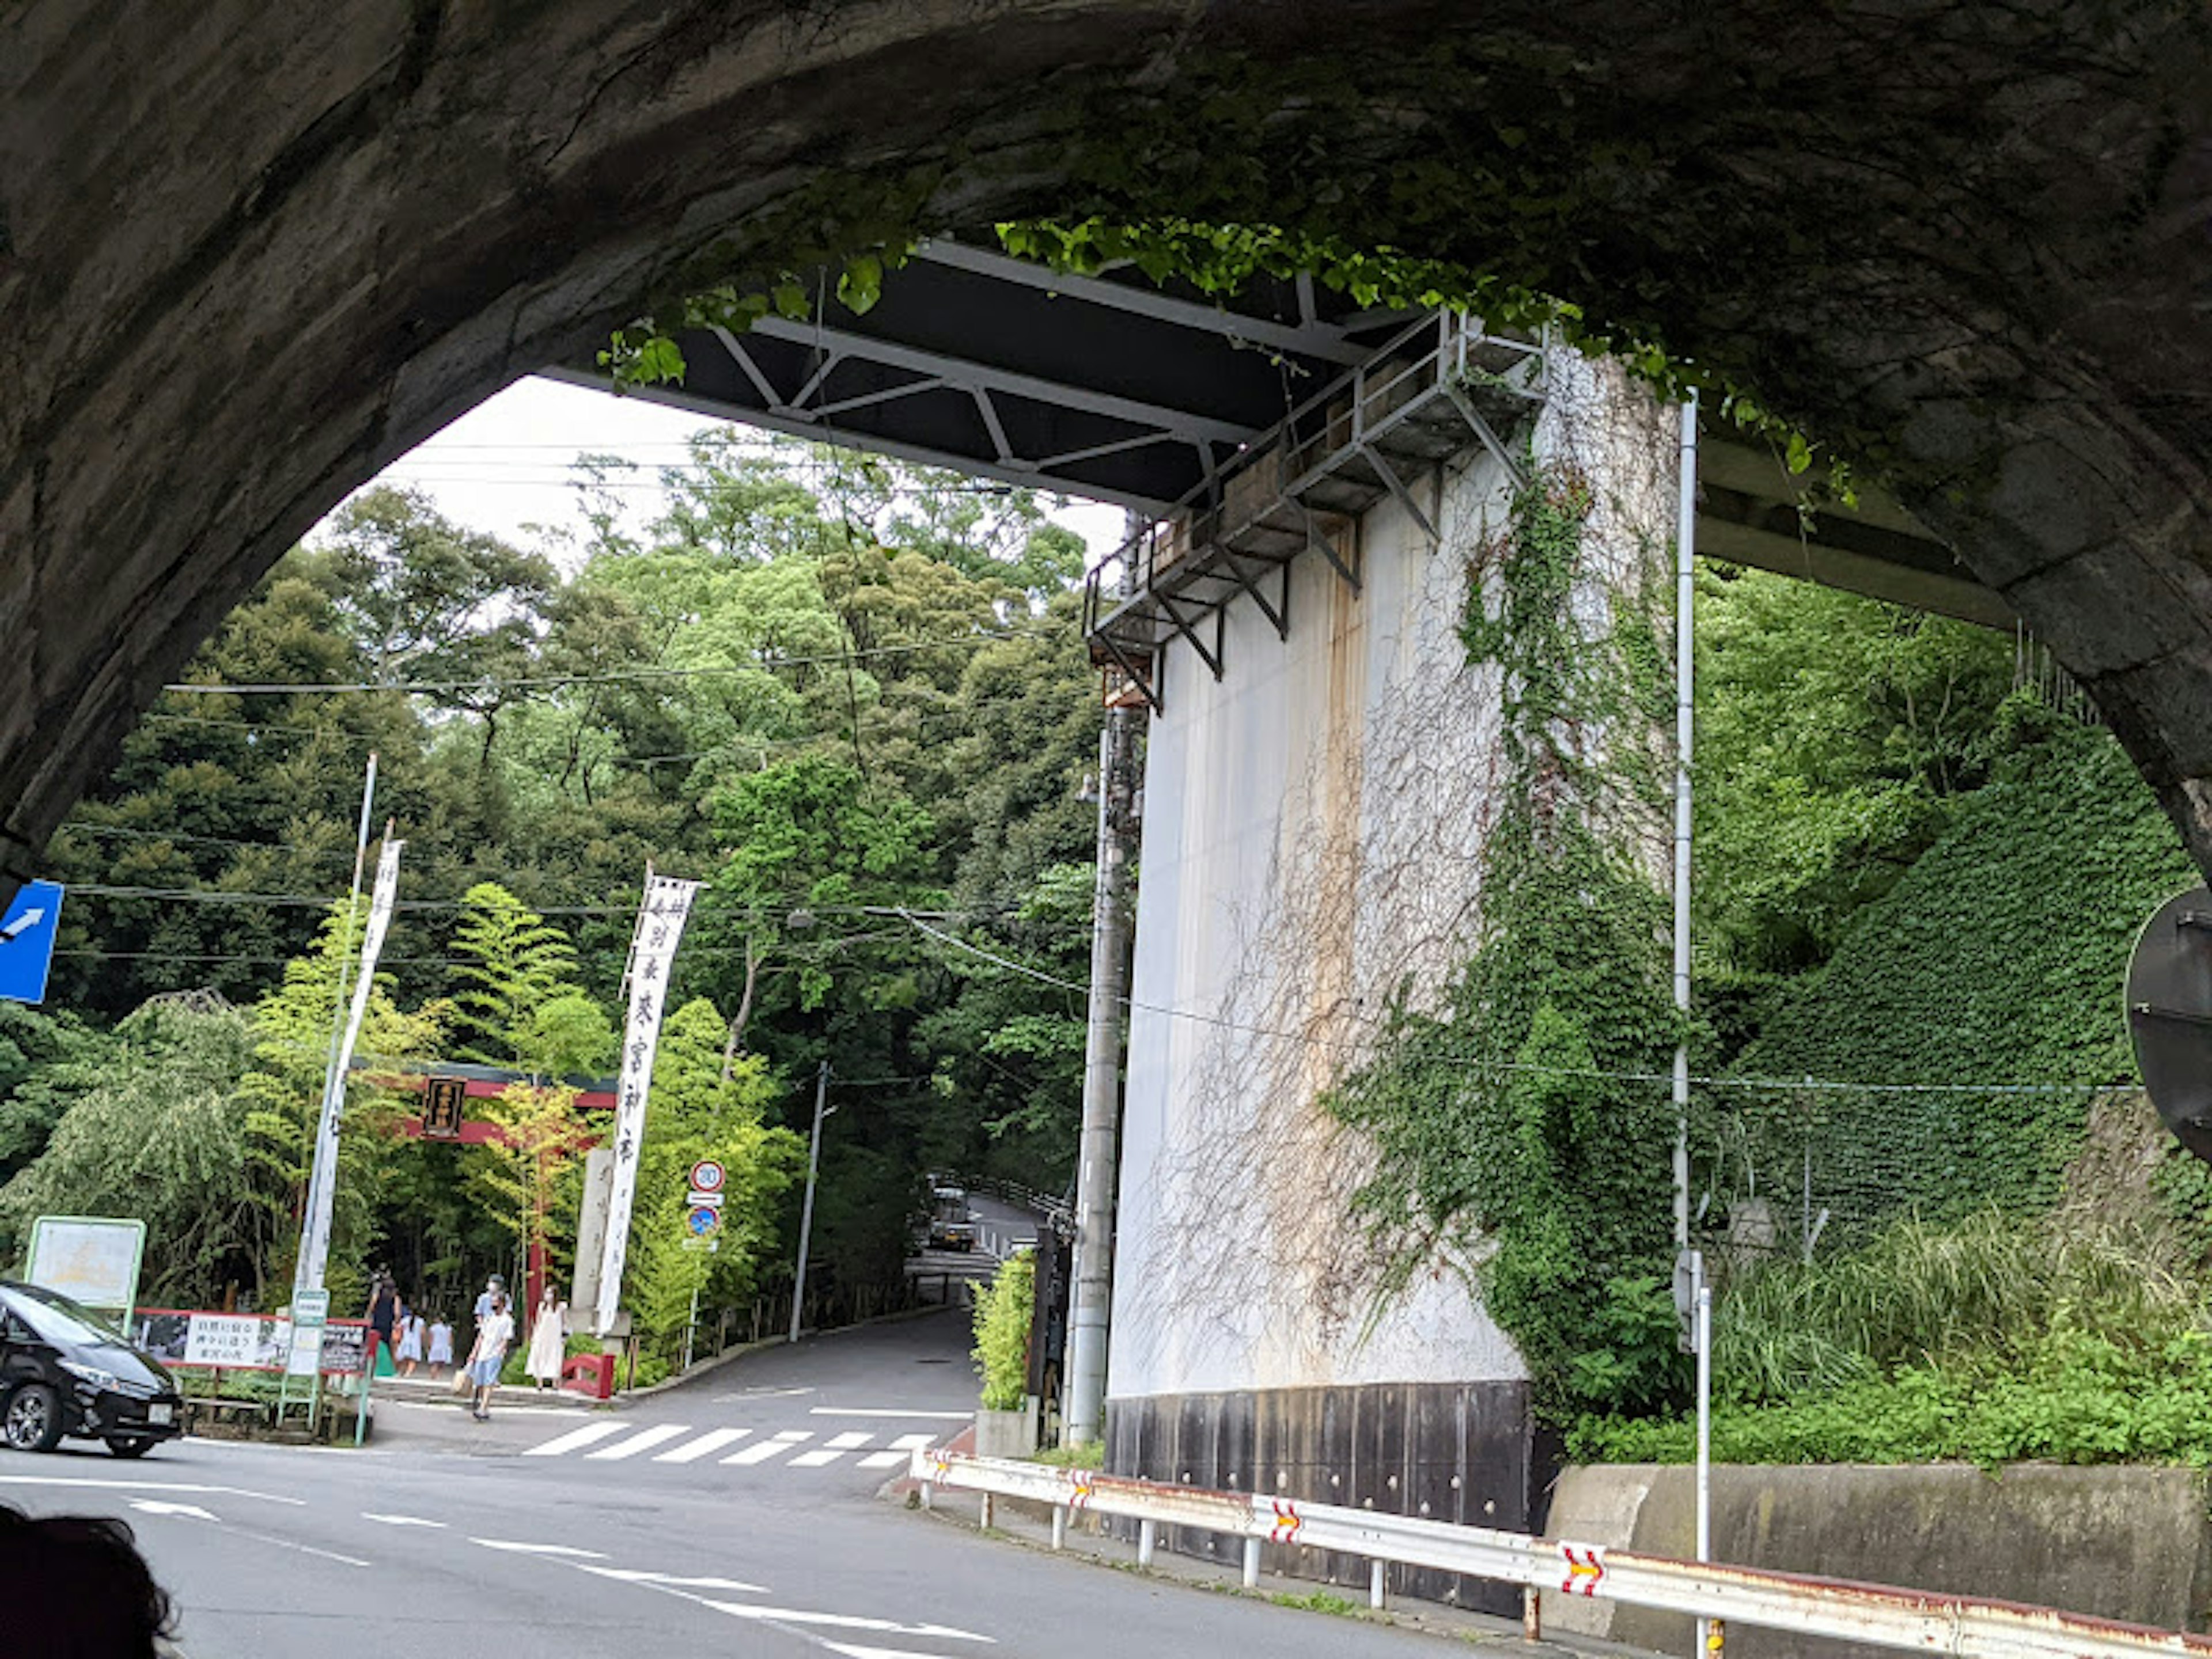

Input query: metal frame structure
[1081,312,1549,712]
[544,238,1418,515]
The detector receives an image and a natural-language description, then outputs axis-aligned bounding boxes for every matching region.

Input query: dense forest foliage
[0,435,1104,1357]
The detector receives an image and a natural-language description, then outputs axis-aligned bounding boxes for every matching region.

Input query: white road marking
[0,1476,303,1505]
[471,1539,609,1559]
[825,1646,982,1659]
[128,1499,217,1521]
[697,1599,993,1643]
[588,1424,692,1461]
[653,1427,750,1463]
[522,1421,627,1457]
[580,1567,768,1594]
[723,1430,811,1465]
[857,1437,931,1469]
[824,1431,873,1450]
[788,1448,847,1467]
[224,1525,371,1568]
[361,1513,448,1529]
[808,1407,971,1420]
[712,1385,812,1402]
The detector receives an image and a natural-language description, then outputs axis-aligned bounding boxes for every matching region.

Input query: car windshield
[4,1282,130,1348]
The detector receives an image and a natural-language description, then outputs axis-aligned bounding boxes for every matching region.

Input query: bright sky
[354,374,1126,570]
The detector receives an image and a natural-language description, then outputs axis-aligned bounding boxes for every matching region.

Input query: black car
[0,1281,184,1458]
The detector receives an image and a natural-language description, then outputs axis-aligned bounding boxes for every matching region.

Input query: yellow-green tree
[624,998,804,1360]
[240,903,445,1306]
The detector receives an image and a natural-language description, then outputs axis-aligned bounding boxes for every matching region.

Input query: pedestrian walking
[364,1272,399,1372]
[525,1286,567,1391]
[427,1312,454,1378]
[395,1308,425,1377]
[465,1291,514,1421]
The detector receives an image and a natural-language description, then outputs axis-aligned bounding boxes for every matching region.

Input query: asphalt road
[4,1309,1473,1659]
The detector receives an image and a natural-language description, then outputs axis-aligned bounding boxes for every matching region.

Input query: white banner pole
[594,873,700,1336]
[296,835,404,1296]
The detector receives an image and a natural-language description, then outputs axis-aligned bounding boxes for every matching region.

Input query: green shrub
[1713,1207,2199,1406]
[1571,1321,2212,1470]
[971,1249,1035,1411]
[1031,1440,1104,1469]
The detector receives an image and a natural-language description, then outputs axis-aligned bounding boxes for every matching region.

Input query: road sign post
[0,881,63,1005]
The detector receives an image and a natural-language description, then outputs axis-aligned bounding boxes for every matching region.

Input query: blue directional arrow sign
[0,881,63,1005]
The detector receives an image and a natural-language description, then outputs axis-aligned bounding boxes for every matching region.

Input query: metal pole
[789,1060,829,1344]
[1066,519,1143,1449]
[296,753,377,1297]
[1672,396,1698,1252]
[683,1283,699,1373]
[1695,1260,1714,1658]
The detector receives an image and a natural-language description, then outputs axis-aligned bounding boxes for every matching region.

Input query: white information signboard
[25,1215,146,1317]
[182,1313,266,1369]
[286,1289,330,1378]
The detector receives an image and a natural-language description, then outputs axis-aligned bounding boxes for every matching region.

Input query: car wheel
[104,1436,155,1459]
[3,1383,63,1453]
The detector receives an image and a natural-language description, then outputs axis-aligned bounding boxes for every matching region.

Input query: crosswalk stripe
[888,1434,935,1450]
[723,1430,811,1466]
[856,1451,906,1469]
[522,1422,627,1458]
[653,1428,750,1464]
[823,1431,873,1450]
[789,1448,847,1467]
[588,1425,692,1461]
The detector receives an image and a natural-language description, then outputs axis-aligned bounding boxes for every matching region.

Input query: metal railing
[912,1450,2212,1659]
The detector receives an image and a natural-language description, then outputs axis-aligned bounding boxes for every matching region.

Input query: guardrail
[911,1450,2212,1659]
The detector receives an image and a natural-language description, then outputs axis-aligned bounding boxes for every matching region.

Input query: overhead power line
[162,624,1065,696]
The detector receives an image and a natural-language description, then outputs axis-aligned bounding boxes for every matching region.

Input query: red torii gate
[366,1063,618,1315]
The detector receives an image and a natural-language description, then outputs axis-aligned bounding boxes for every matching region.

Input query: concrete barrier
[1541,1464,2212,1659]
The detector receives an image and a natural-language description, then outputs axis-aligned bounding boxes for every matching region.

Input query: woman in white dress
[426,1313,454,1377]
[395,1309,426,1377]
[525,1287,567,1391]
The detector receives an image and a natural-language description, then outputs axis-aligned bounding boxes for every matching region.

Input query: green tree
[620,999,803,1361]
[0,995,261,1309]
[238,904,446,1301]
[446,883,611,1074]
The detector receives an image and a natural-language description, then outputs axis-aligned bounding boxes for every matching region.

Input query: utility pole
[1065,522,1143,1449]
[1672,394,1698,1253]
[789,1060,830,1344]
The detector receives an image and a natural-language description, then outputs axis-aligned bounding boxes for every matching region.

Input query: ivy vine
[1326,460,1687,1419]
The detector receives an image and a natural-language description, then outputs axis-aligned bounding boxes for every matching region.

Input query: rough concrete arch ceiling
[1,2,2209,899]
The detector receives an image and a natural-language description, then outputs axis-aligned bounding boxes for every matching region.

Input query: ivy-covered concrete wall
[1109,350,1675,1407]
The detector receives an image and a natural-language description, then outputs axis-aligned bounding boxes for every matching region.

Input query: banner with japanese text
[594,874,700,1334]
[297,837,403,1295]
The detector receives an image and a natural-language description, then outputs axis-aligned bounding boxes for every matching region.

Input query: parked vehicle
[0,1280,184,1457]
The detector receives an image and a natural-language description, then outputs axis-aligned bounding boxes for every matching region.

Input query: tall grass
[1714,1206,2205,1405]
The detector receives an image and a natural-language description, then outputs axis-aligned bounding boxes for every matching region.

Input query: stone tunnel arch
[4,1,2210,896]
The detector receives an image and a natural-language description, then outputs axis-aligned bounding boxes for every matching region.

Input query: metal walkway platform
[1081,312,1550,711]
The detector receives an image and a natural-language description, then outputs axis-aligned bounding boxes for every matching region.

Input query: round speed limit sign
[690,1159,726,1194]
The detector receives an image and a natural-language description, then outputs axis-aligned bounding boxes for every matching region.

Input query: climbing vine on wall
[1327,461,1686,1419]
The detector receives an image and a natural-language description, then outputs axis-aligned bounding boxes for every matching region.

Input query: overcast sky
[350,373,1126,571]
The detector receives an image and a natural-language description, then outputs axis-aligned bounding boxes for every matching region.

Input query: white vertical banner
[297,838,404,1294]
[595,874,701,1335]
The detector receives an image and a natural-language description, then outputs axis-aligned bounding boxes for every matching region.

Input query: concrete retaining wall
[1541,1463,2212,1659]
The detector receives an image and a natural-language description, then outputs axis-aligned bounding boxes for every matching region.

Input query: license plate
[147,1404,173,1426]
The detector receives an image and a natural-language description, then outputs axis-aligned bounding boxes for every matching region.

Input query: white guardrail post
[911,1450,2212,1659]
